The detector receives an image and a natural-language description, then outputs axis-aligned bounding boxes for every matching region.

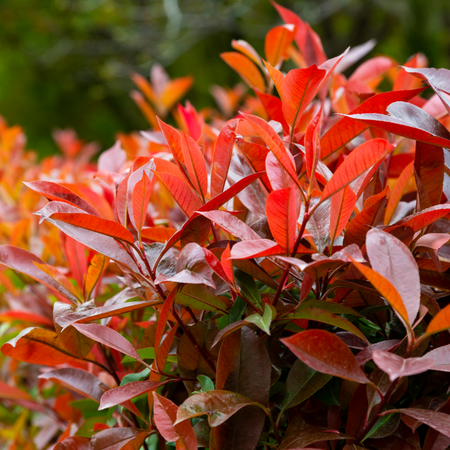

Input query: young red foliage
[2,4,450,450]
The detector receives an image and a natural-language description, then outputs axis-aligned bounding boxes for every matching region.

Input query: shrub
[1,2,450,449]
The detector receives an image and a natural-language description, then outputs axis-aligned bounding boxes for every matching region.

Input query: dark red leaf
[320,88,426,160]
[281,330,371,384]
[346,101,450,148]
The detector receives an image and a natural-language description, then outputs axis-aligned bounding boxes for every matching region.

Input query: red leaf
[211,120,238,198]
[281,330,371,384]
[347,101,450,147]
[403,66,450,114]
[415,142,444,208]
[321,138,394,200]
[155,243,215,288]
[153,392,197,450]
[72,323,143,362]
[221,244,235,285]
[55,300,160,330]
[39,368,106,402]
[0,245,79,304]
[422,344,450,372]
[214,327,271,449]
[381,408,450,439]
[175,390,265,427]
[0,380,31,401]
[154,286,178,355]
[90,427,149,450]
[156,117,185,165]
[272,1,326,66]
[155,173,264,262]
[1,327,78,366]
[305,103,323,180]
[198,210,261,241]
[329,185,356,243]
[99,380,169,409]
[387,204,450,233]
[23,180,101,216]
[372,350,434,382]
[230,239,284,259]
[265,24,297,67]
[282,65,326,132]
[181,133,208,200]
[265,150,296,191]
[366,228,420,325]
[131,171,152,233]
[37,204,135,244]
[154,171,202,217]
[55,437,91,450]
[241,113,300,189]
[320,88,426,160]
[255,91,289,134]
[266,187,298,253]
[349,56,395,86]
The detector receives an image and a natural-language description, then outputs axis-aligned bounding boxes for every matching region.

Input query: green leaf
[244,303,274,335]
[298,300,362,317]
[235,269,262,309]
[176,284,228,313]
[122,347,177,364]
[281,306,368,343]
[229,296,247,324]
[197,375,214,392]
[120,368,151,386]
[281,360,332,415]
[362,412,401,441]
[315,378,341,406]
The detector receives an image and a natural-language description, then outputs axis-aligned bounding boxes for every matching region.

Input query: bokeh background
[1,0,449,155]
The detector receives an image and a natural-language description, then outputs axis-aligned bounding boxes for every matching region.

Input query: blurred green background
[1,0,449,155]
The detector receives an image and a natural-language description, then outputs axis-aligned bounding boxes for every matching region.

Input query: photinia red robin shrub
[2,3,450,449]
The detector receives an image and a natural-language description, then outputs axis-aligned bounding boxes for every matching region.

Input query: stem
[99,344,121,386]
[355,379,398,443]
[272,202,311,307]
[172,308,217,374]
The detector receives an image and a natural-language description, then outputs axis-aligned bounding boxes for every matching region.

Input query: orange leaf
[265,24,296,67]
[181,133,208,200]
[385,161,414,224]
[321,138,394,201]
[329,186,356,243]
[263,60,285,99]
[305,103,323,181]
[220,52,265,91]
[157,117,186,165]
[161,76,193,111]
[266,187,298,253]
[427,303,450,335]
[241,113,300,189]
[211,120,238,198]
[132,171,152,234]
[282,65,326,132]
[350,259,411,331]
[43,213,135,244]
[141,227,177,243]
[83,254,107,301]
[154,171,202,217]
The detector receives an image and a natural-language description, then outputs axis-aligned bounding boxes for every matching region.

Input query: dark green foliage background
[1,0,449,155]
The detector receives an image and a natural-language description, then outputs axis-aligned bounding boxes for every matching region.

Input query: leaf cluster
[1,3,450,449]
